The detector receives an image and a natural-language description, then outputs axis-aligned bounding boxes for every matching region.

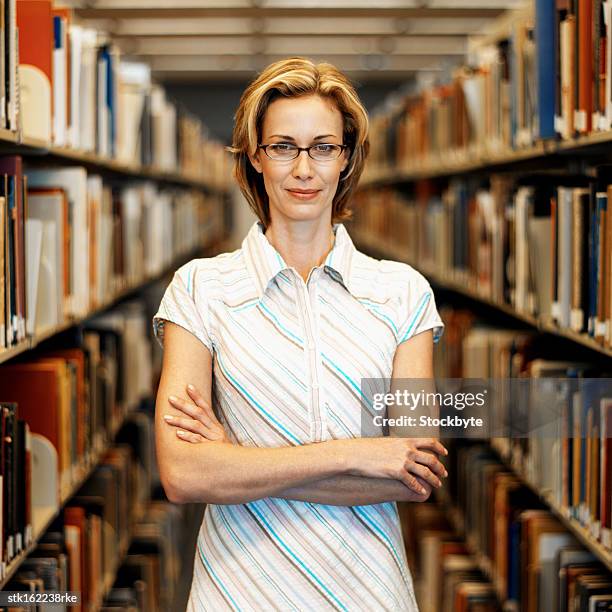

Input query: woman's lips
[286,189,321,200]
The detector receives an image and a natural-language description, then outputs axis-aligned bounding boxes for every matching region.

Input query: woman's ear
[340,151,350,174]
[248,148,263,174]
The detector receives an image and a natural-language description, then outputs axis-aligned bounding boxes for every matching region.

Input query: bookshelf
[0,236,230,595]
[360,129,612,188]
[434,487,515,611]
[355,6,612,606]
[350,229,612,360]
[0,131,228,195]
[489,442,612,574]
[0,238,228,367]
[351,223,612,578]
[0,2,232,606]
[432,439,612,612]
[0,401,138,592]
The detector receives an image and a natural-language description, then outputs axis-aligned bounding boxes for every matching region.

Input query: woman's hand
[163,383,231,444]
[341,437,448,498]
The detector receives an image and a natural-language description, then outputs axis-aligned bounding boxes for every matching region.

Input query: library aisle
[1,1,611,611]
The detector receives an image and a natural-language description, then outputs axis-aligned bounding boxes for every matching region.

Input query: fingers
[175,429,205,443]
[168,394,215,429]
[412,449,448,479]
[413,437,448,457]
[397,469,429,496]
[186,384,219,423]
[163,413,226,441]
[405,460,442,490]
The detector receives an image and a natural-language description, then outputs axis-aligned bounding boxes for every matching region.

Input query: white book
[26,197,64,331]
[515,186,533,314]
[68,24,83,149]
[120,186,144,286]
[37,222,59,333]
[528,216,552,320]
[79,28,98,152]
[117,61,151,165]
[116,82,146,165]
[557,187,573,328]
[24,218,43,336]
[538,533,577,612]
[52,16,67,147]
[27,169,90,318]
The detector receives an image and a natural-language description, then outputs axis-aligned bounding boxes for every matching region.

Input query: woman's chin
[274,201,331,222]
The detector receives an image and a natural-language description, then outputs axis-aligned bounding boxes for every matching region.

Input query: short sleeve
[396,269,445,345]
[152,260,213,354]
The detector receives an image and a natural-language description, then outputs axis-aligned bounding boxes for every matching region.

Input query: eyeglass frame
[257,143,349,161]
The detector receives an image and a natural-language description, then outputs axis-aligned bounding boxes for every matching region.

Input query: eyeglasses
[258,143,348,162]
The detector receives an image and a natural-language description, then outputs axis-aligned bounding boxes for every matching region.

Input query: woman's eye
[314,144,334,152]
[271,144,294,151]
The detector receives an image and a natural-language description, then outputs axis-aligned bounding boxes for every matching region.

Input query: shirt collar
[242,220,356,299]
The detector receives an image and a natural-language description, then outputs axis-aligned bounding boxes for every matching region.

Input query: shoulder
[349,249,432,302]
[174,245,255,302]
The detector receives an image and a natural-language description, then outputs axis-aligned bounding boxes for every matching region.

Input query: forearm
[273,474,432,506]
[162,438,352,504]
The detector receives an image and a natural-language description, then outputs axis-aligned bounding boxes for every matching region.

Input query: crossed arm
[155,321,447,506]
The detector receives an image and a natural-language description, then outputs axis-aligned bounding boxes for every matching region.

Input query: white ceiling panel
[124,34,466,56]
[69,1,518,81]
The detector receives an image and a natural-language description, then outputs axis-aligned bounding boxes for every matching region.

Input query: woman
[153,57,447,611]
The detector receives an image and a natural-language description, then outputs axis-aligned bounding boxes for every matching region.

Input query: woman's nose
[292,149,314,179]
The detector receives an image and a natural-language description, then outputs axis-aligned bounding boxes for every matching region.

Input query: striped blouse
[153,220,444,611]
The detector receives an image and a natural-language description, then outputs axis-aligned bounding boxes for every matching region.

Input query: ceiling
[67,0,524,83]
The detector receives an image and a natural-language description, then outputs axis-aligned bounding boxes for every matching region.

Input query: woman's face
[248,94,349,226]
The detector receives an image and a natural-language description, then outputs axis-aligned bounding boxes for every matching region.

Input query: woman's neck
[264,221,335,284]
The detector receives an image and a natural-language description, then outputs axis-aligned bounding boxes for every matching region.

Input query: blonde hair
[227,57,370,228]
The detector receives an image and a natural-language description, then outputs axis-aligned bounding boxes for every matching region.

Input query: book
[16,0,53,141]
[353,171,612,347]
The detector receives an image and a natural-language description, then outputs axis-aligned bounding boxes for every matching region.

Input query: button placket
[295,267,325,442]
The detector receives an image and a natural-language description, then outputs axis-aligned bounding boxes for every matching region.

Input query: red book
[16,0,53,88]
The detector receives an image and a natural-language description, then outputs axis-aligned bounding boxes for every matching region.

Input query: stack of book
[0,300,154,541]
[352,170,612,349]
[363,1,612,179]
[0,289,203,607]
[432,307,612,562]
[0,157,225,350]
[404,443,612,611]
[401,501,500,611]
[16,0,229,186]
[3,411,192,611]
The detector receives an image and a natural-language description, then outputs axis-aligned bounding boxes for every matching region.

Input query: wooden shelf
[0,402,141,590]
[0,131,227,194]
[351,230,612,359]
[360,129,612,187]
[490,444,612,574]
[92,502,146,612]
[0,240,225,366]
[436,452,612,606]
[434,487,519,612]
[357,225,612,574]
